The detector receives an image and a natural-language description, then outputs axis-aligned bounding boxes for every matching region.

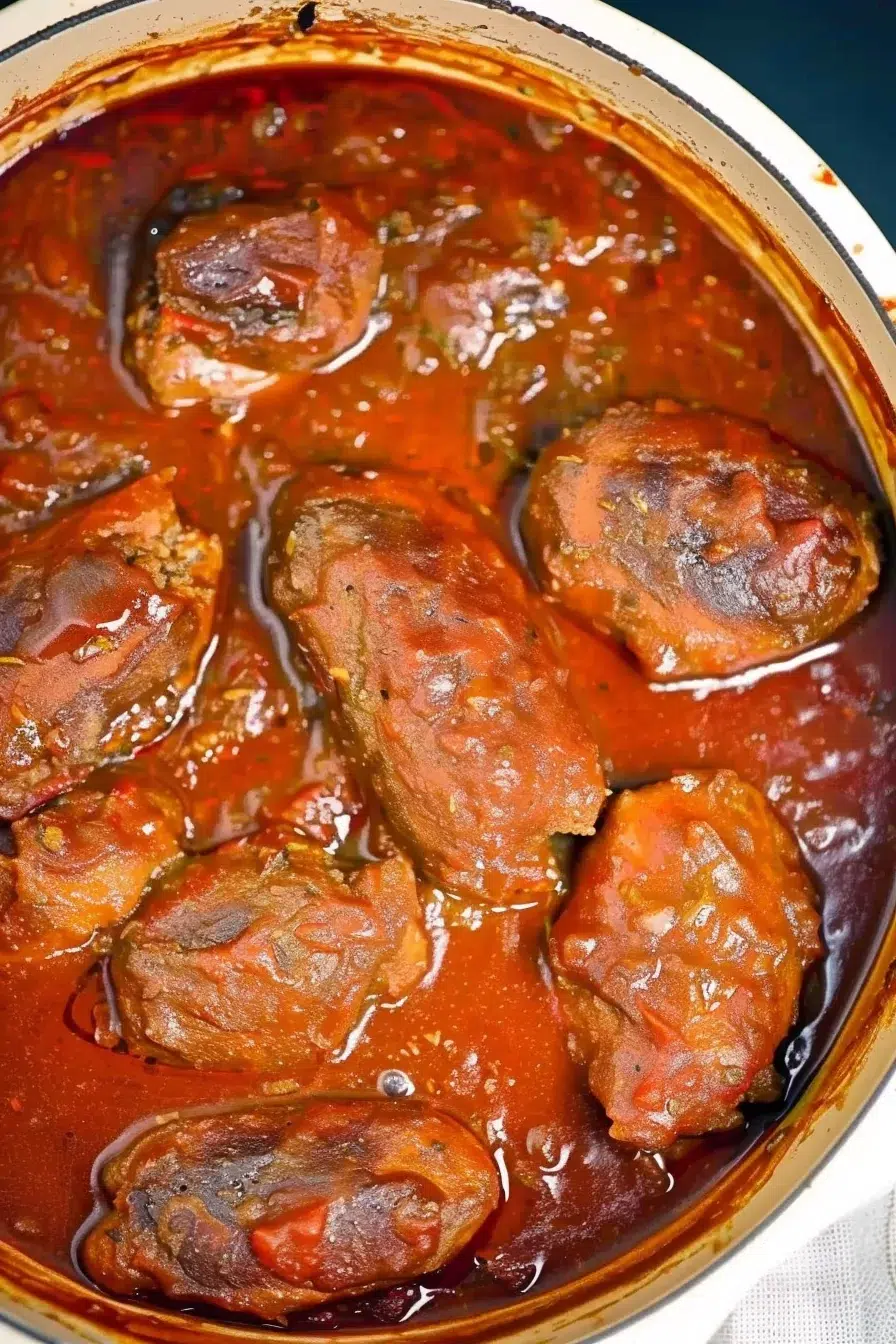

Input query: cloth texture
[713,1193,896,1343]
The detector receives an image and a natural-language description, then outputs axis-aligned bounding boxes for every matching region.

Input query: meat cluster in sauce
[0,72,889,1329]
[0,777,182,959]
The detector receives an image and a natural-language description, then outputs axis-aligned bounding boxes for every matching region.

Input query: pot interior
[0,8,894,1344]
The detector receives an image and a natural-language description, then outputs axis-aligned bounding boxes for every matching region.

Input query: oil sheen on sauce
[0,71,893,1328]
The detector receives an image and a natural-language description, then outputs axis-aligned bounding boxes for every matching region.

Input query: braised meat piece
[267,468,606,905]
[550,770,821,1149]
[0,777,182,959]
[108,831,427,1071]
[81,1096,500,1319]
[523,401,880,680]
[130,190,383,407]
[0,473,221,819]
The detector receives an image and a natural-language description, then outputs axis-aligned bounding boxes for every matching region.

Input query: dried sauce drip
[0,70,893,1328]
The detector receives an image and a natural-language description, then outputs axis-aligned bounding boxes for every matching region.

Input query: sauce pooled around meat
[0,69,892,1330]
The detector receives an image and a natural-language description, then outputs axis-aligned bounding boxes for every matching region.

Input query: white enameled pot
[0,3,894,1342]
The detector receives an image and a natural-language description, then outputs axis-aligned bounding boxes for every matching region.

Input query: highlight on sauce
[0,67,892,1330]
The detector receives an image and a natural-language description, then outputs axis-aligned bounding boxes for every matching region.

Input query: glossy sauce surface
[0,72,894,1327]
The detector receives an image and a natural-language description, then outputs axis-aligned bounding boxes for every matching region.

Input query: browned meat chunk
[550,770,821,1149]
[267,468,606,905]
[80,1096,500,1319]
[108,830,427,1071]
[0,473,221,818]
[0,777,182,959]
[130,190,383,407]
[523,401,880,680]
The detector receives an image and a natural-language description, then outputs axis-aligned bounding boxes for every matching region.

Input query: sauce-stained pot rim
[0,2,894,1343]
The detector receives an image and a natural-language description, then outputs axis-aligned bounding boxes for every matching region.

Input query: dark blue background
[0,0,892,241]
[614,0,895,243]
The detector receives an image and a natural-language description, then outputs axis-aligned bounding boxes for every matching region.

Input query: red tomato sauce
[0,71,892,1327]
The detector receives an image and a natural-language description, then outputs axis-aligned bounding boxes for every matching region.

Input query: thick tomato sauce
[0,71,893,1327]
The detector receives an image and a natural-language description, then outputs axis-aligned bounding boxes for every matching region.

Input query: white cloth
[611,1080,896,1344]
[714,1193,896,1343]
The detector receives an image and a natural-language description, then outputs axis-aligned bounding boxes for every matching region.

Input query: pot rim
[0,2,893,1342]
